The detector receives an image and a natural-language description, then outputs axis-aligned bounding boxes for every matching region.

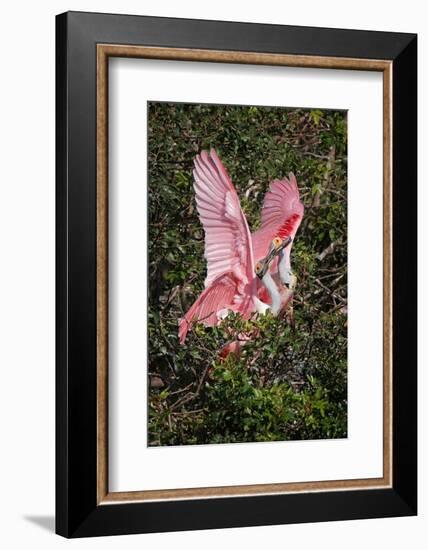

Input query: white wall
[0,1,424,548]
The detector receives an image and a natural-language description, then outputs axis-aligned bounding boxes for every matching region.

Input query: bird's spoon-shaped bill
[255,236,292,279]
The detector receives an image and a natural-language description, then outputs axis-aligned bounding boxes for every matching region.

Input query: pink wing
[252,173,304,262]
[178,272,253,344]
[193,149,255,290]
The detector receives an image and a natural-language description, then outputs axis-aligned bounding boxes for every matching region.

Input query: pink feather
[252,174,304,263]
[179,150,304,343]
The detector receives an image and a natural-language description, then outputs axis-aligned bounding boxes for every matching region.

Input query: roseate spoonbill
[254,237,296,315]
[217,243,296,359]
[178,149,304,344]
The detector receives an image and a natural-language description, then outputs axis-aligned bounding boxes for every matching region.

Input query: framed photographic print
[56,11,417,538]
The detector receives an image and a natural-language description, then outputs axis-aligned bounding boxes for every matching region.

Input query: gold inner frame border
[96,44,393,504]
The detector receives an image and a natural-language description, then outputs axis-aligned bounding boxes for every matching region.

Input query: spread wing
[193,149,255,290]
[178,272,253,344]
[252,173,304,262]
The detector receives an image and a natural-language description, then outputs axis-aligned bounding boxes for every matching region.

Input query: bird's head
[264,235,292,265]
[255,259,270,279]
[256,236,293,279]
[270,235,292,255]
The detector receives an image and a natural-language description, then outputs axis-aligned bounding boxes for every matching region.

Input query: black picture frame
[56,10,417,538]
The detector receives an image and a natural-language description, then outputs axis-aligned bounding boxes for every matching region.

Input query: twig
[317,239,341,261]
[314,277,347,305]
[169,382,194,397]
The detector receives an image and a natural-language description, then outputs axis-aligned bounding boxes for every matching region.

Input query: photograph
[0,0,420,545]
[147,101,348,446]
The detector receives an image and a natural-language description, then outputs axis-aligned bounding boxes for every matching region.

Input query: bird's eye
[273,237,282,248]
[255,262,262,273]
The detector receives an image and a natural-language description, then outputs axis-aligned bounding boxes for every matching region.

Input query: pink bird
[179,149,304,344]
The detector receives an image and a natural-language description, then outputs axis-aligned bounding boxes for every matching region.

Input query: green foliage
[148,102,348,446]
